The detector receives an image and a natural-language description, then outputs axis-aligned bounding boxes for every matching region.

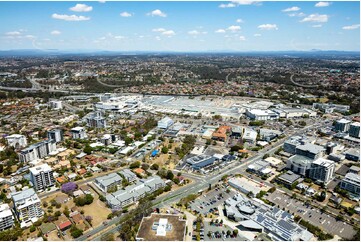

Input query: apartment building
[308,158,335,184]
[335,119,351,133]
[30,164,55,191]
[47,129,63,143]
[5,134,27,149]
[18,140,56,163]
[340,173,360,195]
[349,122,360,138]
[0,204,14,231]
[71,127,87,139]
[11,188,43,225]
[86,111,107,129]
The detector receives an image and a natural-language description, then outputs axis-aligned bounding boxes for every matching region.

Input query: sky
[0,1,359,52]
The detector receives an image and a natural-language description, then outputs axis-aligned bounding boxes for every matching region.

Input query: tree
[30,225,36,232]
[83,145,93,155]
[161,147,169,154]
[166,170,174,180]
[233,229,238,237]
[61,182,77,194]
[63,207,70,217]
[129,161,140,169]
[150,163,159,170]
[70,225,83,238]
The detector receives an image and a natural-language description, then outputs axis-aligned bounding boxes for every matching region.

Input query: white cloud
[227,25,241,32]
[5,31,21,36]
[239,35,246,41]
[120,12,132,17]
[315,2,330,7]
[312,24,323,28]
[155,36,161,41]
[188,30,207,35]
[282,6,300,12]
[288,12,305,17]
[99,0,106,3]
[258,24,278,30]
[219,1,259,8]
[70,3,93,12]
[152,28,166,32]
[52,13,90,21]
[300,14,328,23]
[162,30,175,36]
[215,29,226,33]
[254,33,261,37]
[342,24,360,30]
[236,18,244,23]
[147,9,167,17]
[25,35,35,39]
[114,35,125,39]
[51,30,61,35]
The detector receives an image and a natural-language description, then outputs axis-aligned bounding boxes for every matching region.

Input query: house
[71,212,84,225]
[55,194,70,204]
[77,168,87,176]
[73,190,84,197]
[133,168,146,176]
[79,185,91,194]
[55,215,72,231]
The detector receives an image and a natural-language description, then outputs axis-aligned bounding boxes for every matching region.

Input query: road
[290,74,319,88]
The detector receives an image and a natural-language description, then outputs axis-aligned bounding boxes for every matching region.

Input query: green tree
[83,145,93,155]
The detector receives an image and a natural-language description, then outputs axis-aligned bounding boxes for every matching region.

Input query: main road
[79,121,326,241]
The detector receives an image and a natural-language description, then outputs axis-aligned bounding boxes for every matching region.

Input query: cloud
[99,0,106,3]
[315,2,330,7]
[288,12,305,17]
[227,25,241,32]
[120,12,132,17]
[300,14,328,23]
[215,29,226,33]
[342,24,360,30]
[152,28,166,32]
[239,35,246,41]
[52,13,90,21]
[236,18,244,23]
[5,31,21,36]
[188,30,207,35]
[70,3,93,12]
[51,30,61,35]
[258,24,278,30]
[162,30,175,36]
[25,35,35,39]
[219,1,260,8]
[254,33,261,37]
[114,36,125,39]
[147,9,167,17]
[312,24,323,28]
[282,6,300,12]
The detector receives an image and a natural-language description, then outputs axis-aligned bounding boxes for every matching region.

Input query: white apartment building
[335,119,351,133]
[71,127,87,139]
[340,173,360,196]
[30,164,55,191]
[0,204,14,231]
[18,140,56,163]
[48,100,63,110]
[308,158,335,184]
[47,129,63,143]
[11,188,43,226]
[5,134,27,149]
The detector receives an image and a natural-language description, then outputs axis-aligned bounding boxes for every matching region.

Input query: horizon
[0,1,360,52]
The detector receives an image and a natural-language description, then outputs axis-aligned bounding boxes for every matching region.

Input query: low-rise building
[158,117,174,129]
[286,155,313,177]
[94,173,122,193]
[345,148,360,161]
[119,169,137,183]
[340,173,360,196]
[276,171,301,188]
[212,125,231,141]
[245,109,278,121]
[186,155,217,170]
[259,129,282,142]
[283,136,309,154]
[0,203,14,231]
[295,143,325,160]
[242,128,257,143]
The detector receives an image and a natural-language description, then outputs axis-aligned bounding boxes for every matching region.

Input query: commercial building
[48,100,63,110]
[340,173,360,196]
[230,126,243,138]
[247,160,270,176]
[295,143,325,160]
[283,136,309,154]
[228,177,262,196]
[186,155,217,170]
[5,134,27,149]
[286,155,314,177]
[308,158,335,184]
[136,213,186,241]
[18,140,56,163]
[86,111,107,129]
[276,171,301,188]
[335,119,351,133]
[157,117,174,129]
[0,204,14,231]
[47,129,63,143]
[312,103,350,114]
[245,109,278,121]
[349,122,360,138]
[30,164,55,191]
[272,108,316,119]
[11,188,43,226]
[242,129,257,143]
[259,129,282,142]
[94,173,123,193]
[345,148,360,161]
[71,127,87,140]
[212,125,231,141]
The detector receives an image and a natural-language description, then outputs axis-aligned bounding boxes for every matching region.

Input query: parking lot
[266,191,356,239]
[189,188,236,217]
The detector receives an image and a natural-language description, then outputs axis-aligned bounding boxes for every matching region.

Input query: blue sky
[0,1,359,51]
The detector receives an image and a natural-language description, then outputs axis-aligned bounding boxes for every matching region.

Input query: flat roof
[136,213,186,241]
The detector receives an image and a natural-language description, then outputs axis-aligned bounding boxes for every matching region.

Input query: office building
[295,143,325,160]
[48,100,62,110]
[5,134,27,149]
[308,158,335,184]
[345,148,360,161]
[340,173,360,195]
[212,126,231,141]
[283,136,308,154]
[312,103,350,114]
[29,164,55,191]
[242,128,257,143]
[11,188,43,225]
[0,204,14,231]
[286,155,314,177]
[71,127,87,139]
[86,111,107,129]
[47,129,63,143]
[186,155,217,170]
[18,140,56,163]
[335,119,351,132]
[349,122,360,138]
[157,117,174,129]
[259,129,282,142]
